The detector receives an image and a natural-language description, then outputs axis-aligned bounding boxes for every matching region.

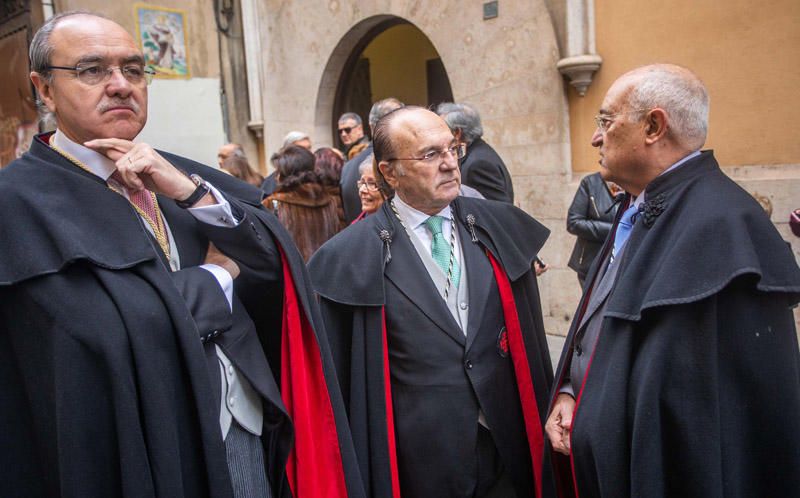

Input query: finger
[84,138,135,161]
[117,154,145,191]
[564,430,571,452]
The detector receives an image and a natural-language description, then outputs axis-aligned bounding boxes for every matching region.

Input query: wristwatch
[175,174,211,208]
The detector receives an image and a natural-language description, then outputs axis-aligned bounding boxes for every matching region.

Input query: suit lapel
[383,213,466,346]
[458,220,491,352]
[577,253,619,332]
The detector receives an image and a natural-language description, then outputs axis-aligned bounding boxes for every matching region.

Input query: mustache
[97,98,140,113]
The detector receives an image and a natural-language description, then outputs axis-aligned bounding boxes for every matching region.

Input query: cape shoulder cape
[0,135,364,498]
[606,150,800,319]
[311,196,549,306]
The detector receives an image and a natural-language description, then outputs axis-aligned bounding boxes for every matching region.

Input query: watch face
[189,174,204,186]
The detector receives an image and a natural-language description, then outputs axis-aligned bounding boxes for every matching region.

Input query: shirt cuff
[200,263,234,312]
[558,381,575,398]
[188,183,239,227]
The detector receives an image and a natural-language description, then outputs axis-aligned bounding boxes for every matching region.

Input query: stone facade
[240,0,800,336]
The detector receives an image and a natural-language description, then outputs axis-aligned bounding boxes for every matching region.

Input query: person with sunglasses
[337,112,368,157]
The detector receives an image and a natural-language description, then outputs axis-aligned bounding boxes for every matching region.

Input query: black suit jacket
[460,137,514,204]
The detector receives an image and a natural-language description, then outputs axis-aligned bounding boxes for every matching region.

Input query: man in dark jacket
[566,172,619,286]
[437,102,514,204]
[546,63,800,498]
[0,12,362,498]
[340,98,404,223]
[310,107,555,498]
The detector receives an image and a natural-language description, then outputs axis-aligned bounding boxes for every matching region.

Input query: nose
[106,67,133,96]
[591,128,603,147]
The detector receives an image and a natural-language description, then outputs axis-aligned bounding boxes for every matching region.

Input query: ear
[30,72,57,113]
[644,108,668,144]
[378,160,399,188]
[453,128,463,142]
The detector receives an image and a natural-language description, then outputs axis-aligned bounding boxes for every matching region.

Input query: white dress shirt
[392,194,463,271]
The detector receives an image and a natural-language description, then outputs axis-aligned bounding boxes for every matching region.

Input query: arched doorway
[328,18,453,145]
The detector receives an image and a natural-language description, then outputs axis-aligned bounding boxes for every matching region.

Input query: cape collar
[603,150,800,321]
[309,196,550,306]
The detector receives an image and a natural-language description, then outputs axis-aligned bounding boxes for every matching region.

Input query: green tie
[423,216,461,289]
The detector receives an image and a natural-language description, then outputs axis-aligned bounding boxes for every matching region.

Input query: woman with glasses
[352,154,390,224]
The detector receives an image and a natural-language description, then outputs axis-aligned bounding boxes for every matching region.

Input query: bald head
[374,107,460,215]
[612,64,709,150]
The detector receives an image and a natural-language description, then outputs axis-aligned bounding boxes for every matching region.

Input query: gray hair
[338,112,362,126]
[368,98,404,129]
[29,11,110,126]
[624,64,709,150]
[282,131,309,149]
[435,102,483,144]
[358,154,375,175]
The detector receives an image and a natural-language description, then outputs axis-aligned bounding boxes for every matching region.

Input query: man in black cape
[0,12,363,498]
[309,107,555,498]
[545,63,800,498]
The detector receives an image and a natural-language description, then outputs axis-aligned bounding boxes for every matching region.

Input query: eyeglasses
[594,109,650,132]
[339,125,359,135]
[386,143,466,163]
[46,63,156,86]
[357,179,380,191]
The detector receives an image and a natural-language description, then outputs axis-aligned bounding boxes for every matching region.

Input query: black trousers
[474,425,516,498]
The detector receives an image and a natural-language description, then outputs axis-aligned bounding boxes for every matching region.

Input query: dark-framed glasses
[387,143,466,163]
[356,179,380,191]
[338,126,356,135]
[46,63,156,86]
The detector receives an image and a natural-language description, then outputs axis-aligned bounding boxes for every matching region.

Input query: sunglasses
[339,125,360,134]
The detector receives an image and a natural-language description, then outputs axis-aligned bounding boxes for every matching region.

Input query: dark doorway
[332,20,453,145]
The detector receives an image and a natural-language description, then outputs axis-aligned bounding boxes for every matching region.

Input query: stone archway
[259,0,576,334]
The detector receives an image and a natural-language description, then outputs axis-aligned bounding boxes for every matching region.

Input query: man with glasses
[546,64,800,497]
[310,107,556,498]
[0,12,363,498]
[337,112,368,157]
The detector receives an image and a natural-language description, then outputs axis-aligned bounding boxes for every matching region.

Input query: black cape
[550,151,800,498]
[0,135,364,498]
[309,197,556,498]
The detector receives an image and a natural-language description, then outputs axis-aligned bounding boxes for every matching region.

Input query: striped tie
[423,215,461,289]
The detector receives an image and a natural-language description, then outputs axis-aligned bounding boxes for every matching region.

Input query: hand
[85,138,208,204]
[205,243,240,280]
[534,261,549,276]
[545,393,576,455]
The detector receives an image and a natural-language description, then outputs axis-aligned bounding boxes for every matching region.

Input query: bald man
[546,64,800,498]
[310,107,555,498]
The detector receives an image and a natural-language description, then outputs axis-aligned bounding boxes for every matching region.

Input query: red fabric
[381,308,402,498]
[279,249,348,498]
[487,252,545,498]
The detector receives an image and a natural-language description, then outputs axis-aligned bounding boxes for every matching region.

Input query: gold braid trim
[49,143,171,260]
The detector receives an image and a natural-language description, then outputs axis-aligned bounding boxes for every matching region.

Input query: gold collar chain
[49,143,172,260]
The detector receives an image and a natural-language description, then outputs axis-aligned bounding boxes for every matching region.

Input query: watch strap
[176,174,211,208]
